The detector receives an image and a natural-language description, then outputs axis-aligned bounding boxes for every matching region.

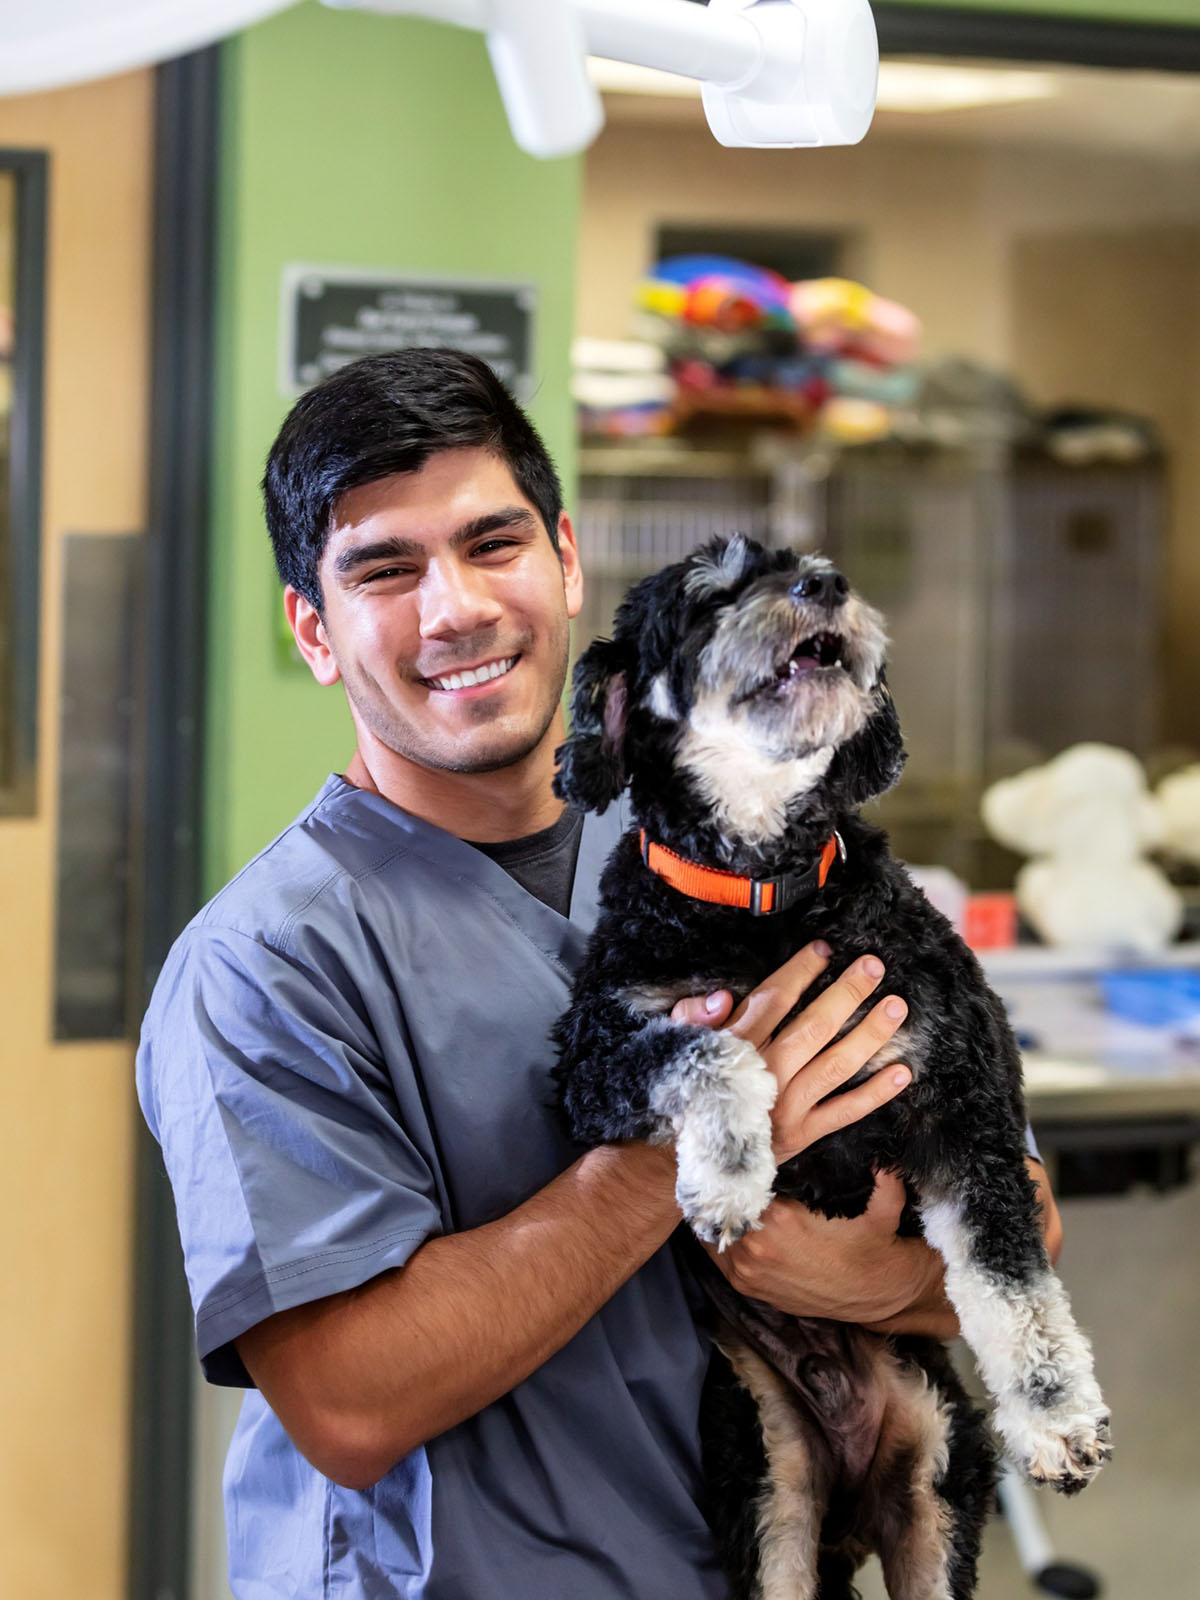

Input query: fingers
[670,990,734,1029]
[864,1168,909,1226]
[770,988,911,1161]
[779,1053,911,1156]
[726,941,832,1046]
[767,956,892,1097]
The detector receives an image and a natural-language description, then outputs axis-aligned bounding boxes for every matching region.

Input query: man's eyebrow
[449,507,540,548]
[334,535,423,576]
[333,508,540,578]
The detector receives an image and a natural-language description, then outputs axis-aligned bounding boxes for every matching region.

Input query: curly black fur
[553,535,1108,1597]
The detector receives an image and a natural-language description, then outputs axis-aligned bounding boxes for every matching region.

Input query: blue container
[1100,969,1200,1028]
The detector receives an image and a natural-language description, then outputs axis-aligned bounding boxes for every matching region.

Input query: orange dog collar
[638,830,844,916]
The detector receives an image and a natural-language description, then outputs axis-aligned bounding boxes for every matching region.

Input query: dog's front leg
[560,996,778,1248]
[645,1020,779,1249]
[918,1162,1111,1494]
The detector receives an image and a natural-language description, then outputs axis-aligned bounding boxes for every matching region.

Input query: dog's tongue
[788,651,820,676]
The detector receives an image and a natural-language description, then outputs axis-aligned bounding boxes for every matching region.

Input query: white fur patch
[676,689,834,850]
[648,1026,778,1249]
[862,1024,917,1077]
[828,1008,926,1083]
[647,672,678,722]
[863,1018,929,1082]
[920,1197,1110,1490]
[620,979,711,1018]
[683,533,751,598]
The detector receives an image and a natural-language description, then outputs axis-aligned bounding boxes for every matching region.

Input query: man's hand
[671,941,912,1165]
[709,1170,947,1326]
[672,950,1063,1338]
[706,1158,1061,1338]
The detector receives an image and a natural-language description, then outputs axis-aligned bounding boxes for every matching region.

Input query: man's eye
[474,538,518,556]
[364,565,413,582]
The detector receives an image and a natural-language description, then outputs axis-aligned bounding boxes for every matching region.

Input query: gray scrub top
[137,775,728,1600]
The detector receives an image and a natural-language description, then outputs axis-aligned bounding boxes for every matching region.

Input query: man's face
[305,447,583,776]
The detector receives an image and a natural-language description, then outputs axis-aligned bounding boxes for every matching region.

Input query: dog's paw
[677,1150,777,1252]
[997,1397,1113,1495]
[655,1032,778,1251]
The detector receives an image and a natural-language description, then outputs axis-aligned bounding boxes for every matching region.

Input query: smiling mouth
[421,655,518,692]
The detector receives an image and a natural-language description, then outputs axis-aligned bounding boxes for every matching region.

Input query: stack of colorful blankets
[573,254,922,441]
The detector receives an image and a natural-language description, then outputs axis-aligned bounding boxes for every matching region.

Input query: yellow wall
[0,69,152,1600]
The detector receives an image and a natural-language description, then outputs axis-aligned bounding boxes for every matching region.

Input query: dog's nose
[791,569,850,608]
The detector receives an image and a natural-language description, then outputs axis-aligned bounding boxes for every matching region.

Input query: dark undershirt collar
[466,806,585,918]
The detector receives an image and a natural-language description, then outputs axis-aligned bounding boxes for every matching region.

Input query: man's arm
[237,942,909,1489]
[237,1140,679,1489]
[709,1157,1063,1340]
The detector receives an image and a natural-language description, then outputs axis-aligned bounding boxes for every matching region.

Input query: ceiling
[596,58,1200,161]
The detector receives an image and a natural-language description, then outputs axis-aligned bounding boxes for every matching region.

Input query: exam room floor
[859,1179,1200,1600]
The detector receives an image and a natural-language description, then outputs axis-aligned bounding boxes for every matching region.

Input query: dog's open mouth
[787,631,845,675]
[740,631,847,702]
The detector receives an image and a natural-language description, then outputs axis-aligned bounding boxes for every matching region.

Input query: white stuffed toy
[1156,763,1200,865]
[982,743,1184,952]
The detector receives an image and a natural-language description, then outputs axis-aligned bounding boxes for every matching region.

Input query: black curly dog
[552,535,1109,1600]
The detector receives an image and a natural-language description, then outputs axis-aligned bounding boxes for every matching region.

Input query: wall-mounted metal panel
[53,532,144,1039]
[0,148,47,817]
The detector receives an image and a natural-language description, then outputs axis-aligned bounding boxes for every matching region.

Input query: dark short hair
[263,348,564,609]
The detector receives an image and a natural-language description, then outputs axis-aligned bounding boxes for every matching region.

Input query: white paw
[676,1126,777,1250]
[996,1395,1113,1495]
[653,1032,778,1250]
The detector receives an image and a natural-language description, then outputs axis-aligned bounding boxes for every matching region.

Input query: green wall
[901,0,1200,23]
[207,1,581,888]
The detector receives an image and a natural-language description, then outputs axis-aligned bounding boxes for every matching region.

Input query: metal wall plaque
[281,265,537,399]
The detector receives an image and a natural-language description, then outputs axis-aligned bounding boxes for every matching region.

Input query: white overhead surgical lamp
[328,0,880,156]
[0,0,879,158]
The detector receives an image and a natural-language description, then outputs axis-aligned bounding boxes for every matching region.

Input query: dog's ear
[826,678,907,809]
[554,636,629,812]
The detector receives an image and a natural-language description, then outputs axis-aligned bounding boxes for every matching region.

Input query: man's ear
[554,636,629,813]
[285,586,341,687]
[826,678,907,809]
[557,512,584,621]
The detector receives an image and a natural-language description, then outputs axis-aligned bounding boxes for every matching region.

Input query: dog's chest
[616,916,930,1092]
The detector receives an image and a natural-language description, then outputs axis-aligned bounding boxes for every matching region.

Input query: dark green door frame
[130,45,219,1600]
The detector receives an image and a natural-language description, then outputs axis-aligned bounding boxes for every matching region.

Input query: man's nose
[791,568,850,608]
[418,558,505,639]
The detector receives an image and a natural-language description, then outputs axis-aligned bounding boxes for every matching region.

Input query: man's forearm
[236,1141,679,1487]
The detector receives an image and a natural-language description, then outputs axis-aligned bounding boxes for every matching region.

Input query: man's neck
[343,717,567,843]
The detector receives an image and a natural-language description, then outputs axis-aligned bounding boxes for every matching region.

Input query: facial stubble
[337,618,572,778]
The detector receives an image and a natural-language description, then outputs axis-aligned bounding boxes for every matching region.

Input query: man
[138,348,1059,1597]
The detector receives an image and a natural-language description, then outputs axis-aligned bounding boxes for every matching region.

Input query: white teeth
[430,656,515,692]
